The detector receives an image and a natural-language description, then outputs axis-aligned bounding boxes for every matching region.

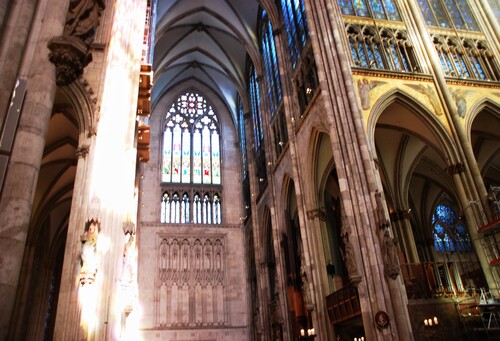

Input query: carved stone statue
[300,261,313,308]
[80,219,100,285]
[383,229,400,279]
[375,190,390,229]
[48,0,105,85]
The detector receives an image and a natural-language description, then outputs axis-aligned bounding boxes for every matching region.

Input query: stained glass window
[249,67,264,151]
[238,98,248,179]
[418,0,479,31]
[281,0,309,68]
[432,203,472,253]
[338,0,400,21]
[162,92,220,184]
[260,9,283,116]
[161,92,222,225]
[433,37,499,80]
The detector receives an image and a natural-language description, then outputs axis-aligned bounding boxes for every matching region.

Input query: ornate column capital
[48,0,105,86]
[306,208,325,221]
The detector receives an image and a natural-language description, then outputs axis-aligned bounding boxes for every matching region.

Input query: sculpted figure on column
[48,0,106,85]
[383,229,400,279]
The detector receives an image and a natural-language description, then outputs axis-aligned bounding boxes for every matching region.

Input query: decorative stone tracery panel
[156,235,228,328]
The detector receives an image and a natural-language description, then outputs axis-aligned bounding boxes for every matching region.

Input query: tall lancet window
[161,92,222,224]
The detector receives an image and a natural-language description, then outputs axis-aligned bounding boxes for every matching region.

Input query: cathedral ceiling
[152,0,261,122]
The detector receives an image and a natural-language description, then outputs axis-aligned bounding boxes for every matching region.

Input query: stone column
[303,0,413,339]
[0,0,69,338]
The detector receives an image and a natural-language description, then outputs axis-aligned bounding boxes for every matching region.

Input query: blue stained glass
[456,0,479,31]
[418,0,437,26]
[455,224,472,251]
[367,47,376,68]
[401,48,411,71]
[434,234,445,252]
[469,56,486,79]
[430,1,451,27]
[384,0,401,20]
[390,45,402,70]
[444,234,455,252]
[374,46,384,67]
[249,68,263,150]
[435,223,445,234]
[358,42,368,67]
[353,0,369,17]
[281,0,309,68]
[339,0,356,15]
[455,54,470,77]
[436,204,457,225]
[445,0,466,29]
[371,0,386,19]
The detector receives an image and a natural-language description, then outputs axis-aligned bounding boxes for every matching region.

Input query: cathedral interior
[0,0,499,340]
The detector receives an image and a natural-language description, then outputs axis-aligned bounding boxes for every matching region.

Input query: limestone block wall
[139,224,249,340]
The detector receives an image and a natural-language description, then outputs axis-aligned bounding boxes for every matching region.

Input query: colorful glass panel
[281,0,309,67]
[455,0,479,31]
[181,128,190,183]
[418,0,437,26]
[445,0,466,29]
[202,126,211,184]
[371,0,386,19]
[383,0,400,20]
[249,68,263,150]
[430,1,451,28]
[211,131,220,185]
[433,203,471,253]
[172,125,182,183]
[163,92,220,185]
[163,128,172,182]
[193,128,202,183]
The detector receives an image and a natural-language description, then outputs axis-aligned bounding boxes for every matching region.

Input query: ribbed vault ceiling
[152,0,261,121]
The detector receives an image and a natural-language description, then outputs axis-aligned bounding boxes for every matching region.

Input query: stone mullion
[0,0,69,338]
[305,0,414,339]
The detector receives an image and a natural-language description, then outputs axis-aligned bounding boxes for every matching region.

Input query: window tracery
[433,36,499,80]
[432,203,472,253]
[161,92,222,224]
[347,24,419,73]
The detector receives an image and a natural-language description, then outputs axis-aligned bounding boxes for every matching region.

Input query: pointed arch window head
[432,203,472,253]
[162,92,221,185]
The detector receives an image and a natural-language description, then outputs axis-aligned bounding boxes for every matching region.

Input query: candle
[429,319,433,326]
[424,319,429,326]
[307,329,311,336]
[300,329,305,336]
[311,328,315,335]
[434,317,438,325]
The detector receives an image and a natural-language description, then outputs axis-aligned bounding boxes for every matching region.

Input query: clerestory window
[161,92,222,224]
